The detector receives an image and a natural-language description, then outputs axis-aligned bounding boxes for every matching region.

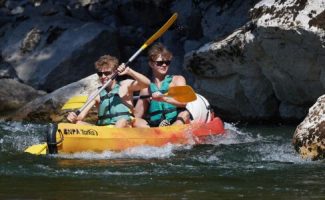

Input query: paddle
[62,85,197,110]
[75,13,178,115]
[24,143,47,155]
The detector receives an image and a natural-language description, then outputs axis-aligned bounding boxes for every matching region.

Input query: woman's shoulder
[171,75,186,84]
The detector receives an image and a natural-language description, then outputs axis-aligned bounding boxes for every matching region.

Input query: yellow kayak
[25,117,225,155]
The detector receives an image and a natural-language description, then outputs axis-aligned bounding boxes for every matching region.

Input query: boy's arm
[117,63,150,91]
[77,95,99,120]
[126,68,151,91]
[67,94,99,123]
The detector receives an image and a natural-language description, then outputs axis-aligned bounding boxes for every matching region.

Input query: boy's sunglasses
[97,71,113,77]
[153,60,171,66]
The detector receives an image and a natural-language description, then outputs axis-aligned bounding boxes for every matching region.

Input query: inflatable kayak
[25,117,225,155]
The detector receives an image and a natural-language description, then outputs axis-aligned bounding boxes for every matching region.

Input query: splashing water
[0,121,47,152]
[0,120,324,199]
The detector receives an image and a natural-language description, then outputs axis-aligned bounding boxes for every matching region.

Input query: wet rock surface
[293,95,325,160]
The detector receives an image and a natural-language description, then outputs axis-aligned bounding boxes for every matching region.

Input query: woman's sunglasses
[97,71,113,77]
[153,60,171,66]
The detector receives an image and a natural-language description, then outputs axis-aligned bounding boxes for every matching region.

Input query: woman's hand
[151,91,165,102]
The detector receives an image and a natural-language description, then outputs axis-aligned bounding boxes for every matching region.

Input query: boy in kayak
[67,54,150,128]
[134,43,191,127]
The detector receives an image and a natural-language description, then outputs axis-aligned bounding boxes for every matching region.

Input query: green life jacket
[97,83,133,126]
[147,75,177,127]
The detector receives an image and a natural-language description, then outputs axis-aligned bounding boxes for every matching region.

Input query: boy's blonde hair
[95,55,119,71]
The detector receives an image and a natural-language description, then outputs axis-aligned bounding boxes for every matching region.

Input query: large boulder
[184,0,325,121]
[0,79,45,115]
[293,95,325,160]
[0,14,119,92]
[8,74,100,123]
[0,56,20,80]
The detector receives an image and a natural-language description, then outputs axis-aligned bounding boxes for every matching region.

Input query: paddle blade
[141,13,178,49]
[166,85,197,103]
[62,95,88,110]
[65,96,88,104]
[24,143,47,155]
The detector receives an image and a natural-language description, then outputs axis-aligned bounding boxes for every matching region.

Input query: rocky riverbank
[0,0,325,158]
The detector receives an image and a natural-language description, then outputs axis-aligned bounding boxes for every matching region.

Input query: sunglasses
[153,60,171,66]
[97,71,113,77]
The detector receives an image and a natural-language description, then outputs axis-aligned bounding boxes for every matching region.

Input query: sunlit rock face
[293,95,325,160]
[184,0,325,121]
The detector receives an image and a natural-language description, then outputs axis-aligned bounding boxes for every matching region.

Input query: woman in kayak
[67,54,150,128]
[134,43,191,127]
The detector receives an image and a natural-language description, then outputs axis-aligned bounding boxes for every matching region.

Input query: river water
[0,120,324,199]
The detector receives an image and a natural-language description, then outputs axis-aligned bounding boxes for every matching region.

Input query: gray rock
[0,79,45,115]
[20,27,41,53]
[0,57,19,79]
[9,74,100,122]
[0,16,119,91]
[10,6,24,15]
[184,0,325,121]
[184,40,202,53]
[293,95,325,160]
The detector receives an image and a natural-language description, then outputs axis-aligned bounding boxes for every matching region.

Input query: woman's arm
[152,75,188,108]
[134,88,150,118]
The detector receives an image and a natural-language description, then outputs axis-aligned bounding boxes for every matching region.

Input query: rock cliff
[185,0,325,121]
[0,0,324,125]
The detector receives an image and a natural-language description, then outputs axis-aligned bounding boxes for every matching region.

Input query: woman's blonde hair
[148,43,173,61]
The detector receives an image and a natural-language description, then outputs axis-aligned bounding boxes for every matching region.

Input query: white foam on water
[54,143,189,160]
[100,170,150,176]
[196,154,221,163]
[204,122,259,146]
[1,134,44,152]
[190,123,316,168]
[0,121,45,133]
[0,121,46,152]
[257,139,314,164]
[56,168,149,177]
[230,132,317,166]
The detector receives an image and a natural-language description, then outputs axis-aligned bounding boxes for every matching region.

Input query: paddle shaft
[76,13,178,115]
[133,95,170,100]
[78,87,176,114]
[134,95,151,99]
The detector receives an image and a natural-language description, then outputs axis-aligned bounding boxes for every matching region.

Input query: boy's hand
[117,63,130,76]
[67,112,78,123]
